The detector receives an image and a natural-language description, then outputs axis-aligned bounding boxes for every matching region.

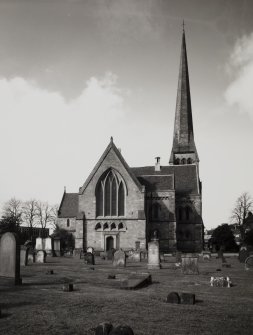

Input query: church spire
[169,26,199,165]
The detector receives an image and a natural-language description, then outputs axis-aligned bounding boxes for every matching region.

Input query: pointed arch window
[181,158,186,165]
[95,169,126,217]
[187,158,192,164]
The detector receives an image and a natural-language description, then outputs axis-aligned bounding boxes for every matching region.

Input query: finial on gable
[182,20,185,33]
[110,136,113,143]
[64,186,66,193]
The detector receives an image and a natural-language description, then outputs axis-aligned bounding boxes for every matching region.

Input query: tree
[3,197,23,225]
[211,224,238,252]
[0,214,20,235]
[230,192,253,226]
[35,201,56,235]
[22,199,38,239]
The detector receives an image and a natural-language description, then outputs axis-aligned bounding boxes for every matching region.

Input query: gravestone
[85,252,95,265]
[120,273,152,290]
[181,254,199,275]
[239,247,249,263]
[20,245,28,266]
[180,293,196,305]
[53,237,61,256]
[175,251,182,263]
[128,251,141,262]
[44,237,52,255]
[62,283,73,292]
[95,322,113,335]
[147,241,160,270]
[218,247,226,263]
[210,276,231,287]
[110,325,134,335]
[202,251,211,261]
[113,249,126,267]
[27,248,35,264]
[166,292,180,304]
[35,237,44,250]
[107,248,116,260]
[87,246,94,254]
[140,250,148,261]
[36,250,47,263]
[245,255,253,270]
[0,232,21,285]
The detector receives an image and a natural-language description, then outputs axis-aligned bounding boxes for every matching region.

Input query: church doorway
[106,236,114,251]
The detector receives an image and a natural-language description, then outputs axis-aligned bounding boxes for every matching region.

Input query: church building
[57,29,204,253]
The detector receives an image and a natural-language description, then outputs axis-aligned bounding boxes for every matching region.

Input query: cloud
[0,72,126,207]
[225,32,253,117]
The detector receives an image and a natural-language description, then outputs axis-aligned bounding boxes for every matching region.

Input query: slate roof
[58,193,79,218]
[131,165,199,194]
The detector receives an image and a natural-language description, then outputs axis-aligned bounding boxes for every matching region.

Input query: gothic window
[153,203,159,219]
[67,219,70,227]
[187,158,192,164]
[95,222,101,230]
[175,158,180,165]
[103,222,109,230]
[181,158,186,165]
[95,169,126,217]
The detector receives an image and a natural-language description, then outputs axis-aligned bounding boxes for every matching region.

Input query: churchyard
[0,248,253,335]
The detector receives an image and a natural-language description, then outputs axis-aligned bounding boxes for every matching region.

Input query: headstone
[0,232,21,285]
[95,322,113,335]
[20,245,28,266]
[210,276,231,287]
[84,252,95,265]
[53,238,61,256]
[180,293,195,305]
[245,255,253,270]
[166,292,180,304]
[175,251,182,263]
[62,283,73,292]
[27,248,35,264]
[147,241,160,270]
[218,247,226,263]
[120,273,152,290]
[181,254,199,275]
[87,246,94,254]
[128,251,141,262]
[140,250,148,261]
[113,249,126,267]
[107,248,116,261]
[35,237,43,250]
[239,247,249,263]
[36,250,47,263]
[110,325,134,335]
[202,251,211,261]
[44,237,52,255]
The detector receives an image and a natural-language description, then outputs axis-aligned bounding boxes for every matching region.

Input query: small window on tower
[187,158,192,164]
[67,219,70,227]
[181,158,186,165]
[175,158,180,165]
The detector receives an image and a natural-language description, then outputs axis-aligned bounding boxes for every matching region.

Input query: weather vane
[182,20,185,32]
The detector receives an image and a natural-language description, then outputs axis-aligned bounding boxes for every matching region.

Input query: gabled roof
[137,175,174,191]
[58,192,78,218]
[131,164,199,194]
[79,137,144,194]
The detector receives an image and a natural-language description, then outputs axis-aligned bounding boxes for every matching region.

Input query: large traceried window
[96,169,126,217]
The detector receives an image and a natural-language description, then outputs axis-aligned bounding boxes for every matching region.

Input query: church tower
[169,26,199,166]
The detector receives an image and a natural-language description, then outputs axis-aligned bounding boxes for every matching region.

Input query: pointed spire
[169,27,199,164]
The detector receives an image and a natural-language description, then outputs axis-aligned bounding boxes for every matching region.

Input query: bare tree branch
[230,192,253,226]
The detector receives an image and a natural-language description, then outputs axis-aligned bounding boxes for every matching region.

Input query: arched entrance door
[106,236,114,251]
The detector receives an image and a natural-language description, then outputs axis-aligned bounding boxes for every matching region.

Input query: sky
[0,0,252,229]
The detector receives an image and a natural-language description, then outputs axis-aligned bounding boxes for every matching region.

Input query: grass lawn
[0,255,252,335]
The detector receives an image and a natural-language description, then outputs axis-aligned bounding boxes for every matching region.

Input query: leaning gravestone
[113,249,126,267]
[245,255,253,271]
[181,254,199,275]
[27,248,35,264]
[36,250,47,263]
[20,245,28,266]
[0,232,21,285]
[147,241,160,270]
